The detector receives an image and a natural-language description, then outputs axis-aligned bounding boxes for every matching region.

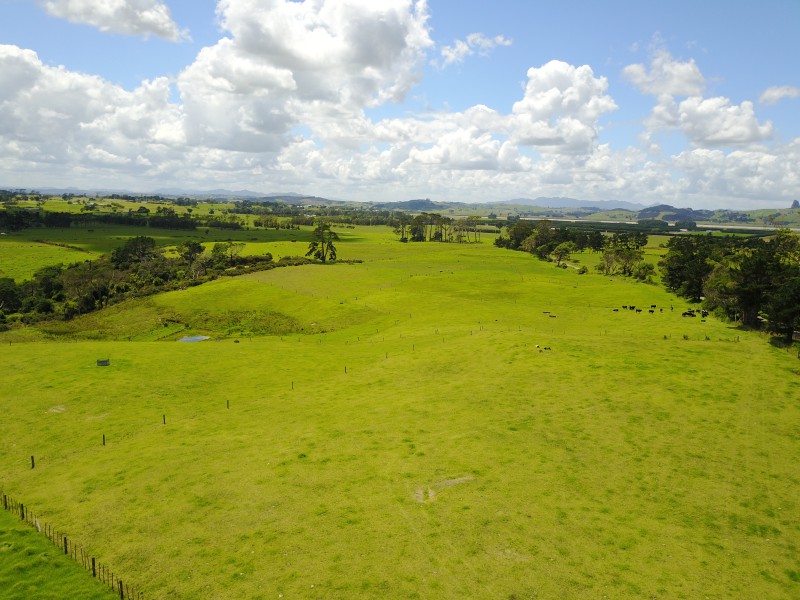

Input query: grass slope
[0,509,116,599]
[0,228,798,599]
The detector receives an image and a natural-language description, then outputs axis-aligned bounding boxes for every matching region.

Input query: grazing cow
[549,315,557,318]
[682,311,696,317]
[660,308,663,313]
[629,306,636,311]
[622,305,628,309]
[648,309,655,313]
[613,308,619,312]
[650,304,657,309]
[543,347,551,350]
[701,309,709,317]
[636,309,643,313]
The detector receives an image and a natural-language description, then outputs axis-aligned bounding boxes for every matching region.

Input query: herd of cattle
[612,304,709,319]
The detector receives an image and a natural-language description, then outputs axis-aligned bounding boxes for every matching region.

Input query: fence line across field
[1,490,143,600]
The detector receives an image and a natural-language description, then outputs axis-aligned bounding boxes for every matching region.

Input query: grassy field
[1,226,798,599]
[0,223,318,286]
[0,239,94,280]
[0,509,116,599]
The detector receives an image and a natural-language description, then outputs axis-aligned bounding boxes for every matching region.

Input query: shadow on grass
[768,335,798,350]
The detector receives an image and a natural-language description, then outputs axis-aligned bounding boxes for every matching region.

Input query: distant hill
[500,197,646,211]
[369,198,459,211]
[637,204,714,221]
[155,189,345,205]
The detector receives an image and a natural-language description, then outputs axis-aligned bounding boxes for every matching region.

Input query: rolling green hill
[1,226,798,599]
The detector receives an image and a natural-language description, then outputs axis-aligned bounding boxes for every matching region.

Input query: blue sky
[1,0,799,209]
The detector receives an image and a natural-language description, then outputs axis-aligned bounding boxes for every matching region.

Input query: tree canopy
[306,222,339,262]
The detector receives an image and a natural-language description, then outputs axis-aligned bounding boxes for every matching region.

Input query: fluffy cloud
[759,85,800,105]
[0,44,184,182]
[39,0,189,41]
[677,97,773,146]
[673,142,800,203]
[173,0,433,153]
[622,49,705,96]
[509,60,617,153]
[627,49,773,149]
[214,0,432,107]
[408,128,528,171]
[438,33,512,68]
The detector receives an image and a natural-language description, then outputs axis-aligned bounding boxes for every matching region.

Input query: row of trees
[0,207,250,232]
[495,219,610,255]
[660,230,800,341]
[393,213,492,243]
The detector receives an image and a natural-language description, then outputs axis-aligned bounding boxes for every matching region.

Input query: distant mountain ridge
[500,197,647,210]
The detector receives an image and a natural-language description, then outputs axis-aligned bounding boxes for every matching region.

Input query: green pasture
[0,239,92,281]
[0,224,317,277]
[36,197,229,217]
[0,509,116,599]
[1,228,799,599]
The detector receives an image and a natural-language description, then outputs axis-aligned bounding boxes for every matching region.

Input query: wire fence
[1,491,143,599]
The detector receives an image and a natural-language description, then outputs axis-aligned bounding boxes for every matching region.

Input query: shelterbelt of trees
[660,230,800,342]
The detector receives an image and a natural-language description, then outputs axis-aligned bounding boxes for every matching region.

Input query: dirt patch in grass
[413,475,474,503]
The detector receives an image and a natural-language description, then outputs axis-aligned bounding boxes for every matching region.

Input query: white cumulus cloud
[622,49,705,96]
[627,48,773,149]
[677,97,773,146]
[39,0,189,41]
[173,0,433,153]
[215,0,432,107]
[0,44,185,184]
[509,60,617,154]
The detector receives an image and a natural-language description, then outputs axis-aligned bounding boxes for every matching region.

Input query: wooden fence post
[64,536,68,555]
[20,503,24,521]
[92,557,96,577]
[119,579,124,599]
[31,455,35,469]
